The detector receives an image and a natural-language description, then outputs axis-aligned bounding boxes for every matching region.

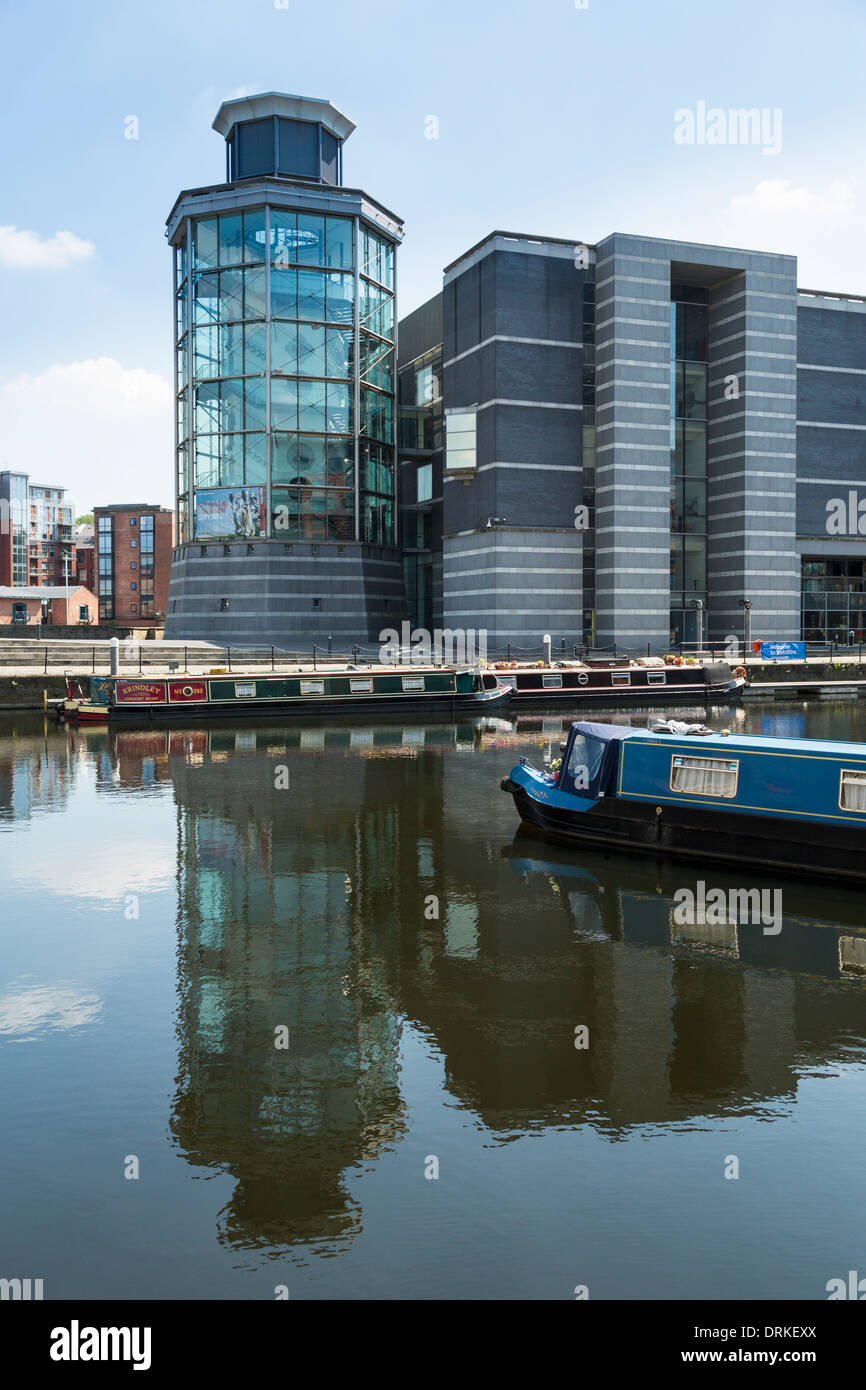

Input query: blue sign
[760,642,805,662]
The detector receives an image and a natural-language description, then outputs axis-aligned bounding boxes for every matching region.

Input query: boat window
[300,679,324,695]
[542,674,563,688]
[498,675,517,688]
[234,682,256,698]
[402,676,425,691]
[840,769,866,812]
[670,755,739,798]
[350,678,373,693]
[647,671,666,685]
[567,732,606,791]
[611,672,631,686]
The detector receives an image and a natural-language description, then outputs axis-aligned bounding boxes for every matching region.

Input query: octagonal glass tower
[164,93,404,646]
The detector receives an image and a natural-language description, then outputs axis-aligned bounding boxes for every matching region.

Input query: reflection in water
[2,703,866,1293]
[0,983,103,1040]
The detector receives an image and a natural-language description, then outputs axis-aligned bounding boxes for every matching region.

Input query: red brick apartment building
[93,505,175,625]
[75,523,95,592]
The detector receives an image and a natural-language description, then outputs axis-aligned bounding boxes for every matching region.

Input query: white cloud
[0,357,173,510]
[0,984,102,1038]
[0,225,95,270]
[730,177,854,217]
[708,177,865,291]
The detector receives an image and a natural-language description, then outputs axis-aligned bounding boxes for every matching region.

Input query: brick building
[0,585,98,626]
[74,523,95,592]
[94,505,175,625]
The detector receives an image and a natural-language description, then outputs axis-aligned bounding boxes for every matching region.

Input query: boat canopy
[573,721,643,743]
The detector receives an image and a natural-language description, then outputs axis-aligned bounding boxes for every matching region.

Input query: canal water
[1,701,865,1301]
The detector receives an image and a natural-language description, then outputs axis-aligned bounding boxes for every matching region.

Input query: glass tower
[170,95,400,554]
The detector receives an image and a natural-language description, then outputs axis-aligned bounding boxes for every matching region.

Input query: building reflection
[86,721,866,1252]
[0,715,78,822]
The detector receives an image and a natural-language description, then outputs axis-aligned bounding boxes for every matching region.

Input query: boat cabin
[558,720,866,828]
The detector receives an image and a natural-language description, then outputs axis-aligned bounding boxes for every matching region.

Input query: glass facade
[176,207,396,546]
[139,515,154,616]
[398,347,442,632]
[581,272,596,647]
[669,293,708,645]
[802,557,866,641]
[97,515,114,620]
[4,473,28,587]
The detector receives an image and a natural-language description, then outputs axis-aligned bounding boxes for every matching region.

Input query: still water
[1,701,865,1300]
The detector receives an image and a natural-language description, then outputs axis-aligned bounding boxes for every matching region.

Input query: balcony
[398,409,437,452]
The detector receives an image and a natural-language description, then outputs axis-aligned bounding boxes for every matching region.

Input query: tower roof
[213,92,355,142]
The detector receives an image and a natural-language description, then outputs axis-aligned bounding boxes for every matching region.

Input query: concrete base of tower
[164,540,407,649]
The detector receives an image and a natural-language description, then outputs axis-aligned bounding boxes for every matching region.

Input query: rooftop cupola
[213,92,355,186]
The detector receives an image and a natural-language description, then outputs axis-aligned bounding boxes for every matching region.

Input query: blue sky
[0,0,863,511]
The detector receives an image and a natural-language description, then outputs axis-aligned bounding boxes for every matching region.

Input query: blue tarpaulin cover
[573,721,640,743]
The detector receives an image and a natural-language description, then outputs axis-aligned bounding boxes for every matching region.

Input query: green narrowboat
[61,665,511,723]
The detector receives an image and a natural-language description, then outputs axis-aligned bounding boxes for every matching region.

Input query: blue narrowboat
[501,720,866,881]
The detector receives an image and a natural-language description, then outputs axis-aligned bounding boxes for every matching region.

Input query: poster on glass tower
[194,486,264,539]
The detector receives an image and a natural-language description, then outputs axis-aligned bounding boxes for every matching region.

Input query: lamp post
[738,598,752,659]
[690,598,703,654]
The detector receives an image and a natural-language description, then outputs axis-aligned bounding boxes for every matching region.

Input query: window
[542,674,562,688]
[350,678,373,693]
[11,603,27,623]
[417,463,432,503]
[566,732,606,790]
[79,605,89,622]
[840,769,866,812]
[130,561,137,570]
[445,407,477,472]
[300,679,324,695]
[402,676,425,691]
[670,755,739,798]
[234,682,256,698]
[130,517,137,526]
[416,364,438,405]
[647,671,667,685]
[611,672,632,686]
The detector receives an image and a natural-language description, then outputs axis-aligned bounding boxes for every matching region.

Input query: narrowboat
[490,658,745,705]
[501,719,866,881]
[503,845,866,978]
[60,664,510,723]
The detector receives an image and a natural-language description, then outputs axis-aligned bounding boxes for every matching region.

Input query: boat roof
[572,720,866,758]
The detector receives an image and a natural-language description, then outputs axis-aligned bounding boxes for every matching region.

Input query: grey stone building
[398,231,866,651]
[163,94,866,652]
[164,93,403,647]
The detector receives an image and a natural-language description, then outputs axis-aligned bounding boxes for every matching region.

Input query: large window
[139,515,155,616]
[97,515,114,620]
[670,294,708,645]
[445,408,477,473]
[801,556,866,641]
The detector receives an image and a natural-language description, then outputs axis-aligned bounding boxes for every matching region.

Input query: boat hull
[501,774,866,883]
[107,686,510,722]
[60,668,512,723]
[492,662,745,705]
